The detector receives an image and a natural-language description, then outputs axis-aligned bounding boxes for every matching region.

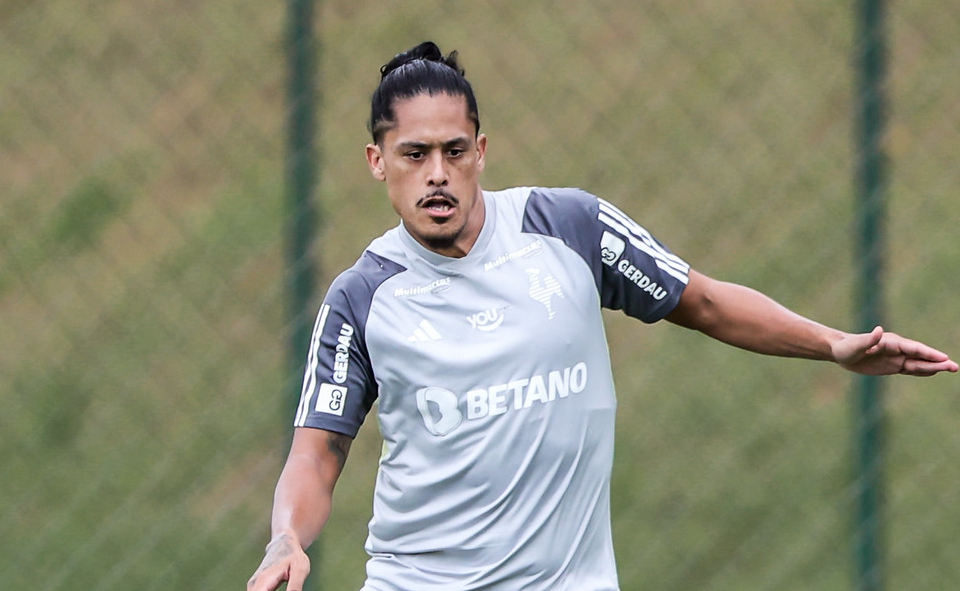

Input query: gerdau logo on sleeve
[332,323,354,383]
[316,383,347,416]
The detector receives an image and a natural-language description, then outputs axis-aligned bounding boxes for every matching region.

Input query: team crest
[526,268,564,320]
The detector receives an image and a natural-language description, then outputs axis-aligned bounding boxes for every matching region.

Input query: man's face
[366,92,487,258]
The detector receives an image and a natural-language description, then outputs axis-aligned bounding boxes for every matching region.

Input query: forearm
[269,428,351,550]
[270,454,334,548]
[667,271,846,361]
[702,283,843,359]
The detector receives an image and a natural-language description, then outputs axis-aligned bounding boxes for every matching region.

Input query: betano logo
[416,362,588,436]
[416,387,462,436]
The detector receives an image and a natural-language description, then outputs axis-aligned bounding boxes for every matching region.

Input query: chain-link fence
[2,1,957,590]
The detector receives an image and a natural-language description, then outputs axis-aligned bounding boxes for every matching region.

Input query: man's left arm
[665,270,958,377]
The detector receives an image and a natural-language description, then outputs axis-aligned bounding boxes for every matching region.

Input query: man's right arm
[247,427,353,591]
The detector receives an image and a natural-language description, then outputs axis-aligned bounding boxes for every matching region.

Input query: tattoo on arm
[325,432,352,472]
[265,534,295,558]
[248,534,296,587]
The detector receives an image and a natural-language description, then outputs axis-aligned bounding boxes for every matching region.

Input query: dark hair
[368,41,480,144]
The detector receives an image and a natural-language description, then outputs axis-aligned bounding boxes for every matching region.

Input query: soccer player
[247,42,956,591]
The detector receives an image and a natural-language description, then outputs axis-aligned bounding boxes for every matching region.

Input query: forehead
[386,93,474,144]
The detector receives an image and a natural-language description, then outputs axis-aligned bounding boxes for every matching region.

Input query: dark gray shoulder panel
[334,250,408,335]
[521,187,689,323]
[294,250,407,436]
[521,187,604,291]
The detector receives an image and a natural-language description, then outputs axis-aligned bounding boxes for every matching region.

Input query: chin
[422,234,458,251]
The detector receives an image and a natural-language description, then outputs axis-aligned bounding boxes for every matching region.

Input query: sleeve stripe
[598,209,689,284]
[598,199,690,275]
[295,304,330,427]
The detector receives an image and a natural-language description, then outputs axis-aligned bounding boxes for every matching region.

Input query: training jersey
[295,186,690,591]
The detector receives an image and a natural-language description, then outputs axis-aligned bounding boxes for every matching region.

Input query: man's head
[368,41,480,146]
[365,42,487,258]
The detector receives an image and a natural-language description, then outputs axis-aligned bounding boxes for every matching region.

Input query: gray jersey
[295,187,689,591]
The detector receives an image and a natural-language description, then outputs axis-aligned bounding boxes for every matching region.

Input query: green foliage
[49,176,127,252]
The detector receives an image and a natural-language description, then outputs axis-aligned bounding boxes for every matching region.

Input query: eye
[447,147,465,158]
[405,151,425,160]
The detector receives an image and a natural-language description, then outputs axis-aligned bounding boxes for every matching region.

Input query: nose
[426,152,448,187]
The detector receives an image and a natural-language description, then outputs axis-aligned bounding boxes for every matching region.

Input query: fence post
[285,0,320,588]
[853,0,886,589]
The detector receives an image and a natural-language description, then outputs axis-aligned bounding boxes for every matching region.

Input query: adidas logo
[408,319,442,342]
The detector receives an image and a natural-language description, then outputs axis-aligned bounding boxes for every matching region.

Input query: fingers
[860,326,891,355]
[247,559,310,591]
[247,570,284,591]
[838,327,957,376]
[880,331,957,363]
[285,560,311,591]
[875,330,958,376]
[247,534,311,591]
[893,335,952,363]
[847,326,883,355]
[900,358,959,377]
[833,326,883,368]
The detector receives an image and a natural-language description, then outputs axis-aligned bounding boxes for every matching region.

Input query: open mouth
[419,192,458,216]
[424,200,454,213]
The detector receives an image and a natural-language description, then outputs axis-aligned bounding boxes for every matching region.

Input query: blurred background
[1,1,958,589]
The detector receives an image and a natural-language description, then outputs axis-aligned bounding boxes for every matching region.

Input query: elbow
[666,271,723,332]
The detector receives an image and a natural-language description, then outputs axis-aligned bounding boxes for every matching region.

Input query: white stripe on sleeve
[598,199,689,275]
[295,304,330,427]
[598,209,689,284]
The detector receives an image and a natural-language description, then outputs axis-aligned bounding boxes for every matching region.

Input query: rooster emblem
[526,268,565,320]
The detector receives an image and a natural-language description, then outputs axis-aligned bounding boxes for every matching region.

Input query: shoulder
[515,186,601,244]
[326,233,408,309]
[524,187,599,226]
[483,186,598,233]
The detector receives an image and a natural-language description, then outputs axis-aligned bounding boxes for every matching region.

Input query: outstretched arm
[666,270,957,376]
[247,428,353,591]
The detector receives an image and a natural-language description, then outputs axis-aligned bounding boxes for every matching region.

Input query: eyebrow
[396,137,471,151]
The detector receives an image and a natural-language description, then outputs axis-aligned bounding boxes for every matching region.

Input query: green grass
[1,1,958,590]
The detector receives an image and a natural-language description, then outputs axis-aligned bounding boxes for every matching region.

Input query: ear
[366,143,386,181]
[476,134,487,173]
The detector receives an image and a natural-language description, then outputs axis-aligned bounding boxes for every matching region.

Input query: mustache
[417,189,459,207]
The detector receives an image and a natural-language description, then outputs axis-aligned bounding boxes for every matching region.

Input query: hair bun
[380,41,463,80]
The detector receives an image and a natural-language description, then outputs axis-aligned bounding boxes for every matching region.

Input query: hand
[833,326,959,377]
[247,532,310,591]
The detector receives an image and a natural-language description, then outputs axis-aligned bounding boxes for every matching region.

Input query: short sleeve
[293,251,405,436]
[522,187,689,323]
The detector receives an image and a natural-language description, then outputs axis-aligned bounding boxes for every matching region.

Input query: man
[247,42,956,591]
